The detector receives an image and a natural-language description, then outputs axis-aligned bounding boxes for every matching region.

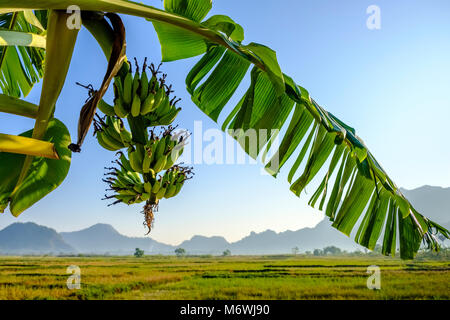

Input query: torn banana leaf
[0,118,71,216]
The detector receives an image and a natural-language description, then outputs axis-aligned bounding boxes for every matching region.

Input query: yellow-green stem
[0,133,59,159]
[0,0,266,71]
[13,9,79,193]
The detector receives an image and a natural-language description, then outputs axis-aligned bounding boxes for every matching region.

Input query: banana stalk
[0,0,266,72]
[13,10,79,192]
[0,133,59,159]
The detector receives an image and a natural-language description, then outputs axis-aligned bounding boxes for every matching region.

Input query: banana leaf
[0,118,71,216]
[0,10,47,97]
[0,0,448,259]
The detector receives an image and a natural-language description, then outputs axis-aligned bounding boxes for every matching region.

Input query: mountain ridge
[0,185,448,255]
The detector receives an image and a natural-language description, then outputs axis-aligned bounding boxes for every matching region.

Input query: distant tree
[223,249,231,256]
[134,248,144,258]
[175,248,186,257]
[313,249,323,256]
[291,247,299,255]
[323,246,341,255]
[305,251,312,256]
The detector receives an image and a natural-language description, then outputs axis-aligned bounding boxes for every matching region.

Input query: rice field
[0,255,448,300]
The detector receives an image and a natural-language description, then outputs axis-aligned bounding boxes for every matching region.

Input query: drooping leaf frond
[150,0,450,259]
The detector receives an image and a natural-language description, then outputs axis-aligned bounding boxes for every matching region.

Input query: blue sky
[1,0,449,245]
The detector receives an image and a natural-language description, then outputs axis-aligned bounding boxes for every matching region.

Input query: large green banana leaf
[0,118,72,216]
[0,0,448,259]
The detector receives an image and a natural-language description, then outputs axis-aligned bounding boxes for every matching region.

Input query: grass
[0,255,448,300]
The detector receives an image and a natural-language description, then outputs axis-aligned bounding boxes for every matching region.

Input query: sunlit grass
[0,255,448,300]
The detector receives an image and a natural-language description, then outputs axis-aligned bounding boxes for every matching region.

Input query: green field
[0,255,448,300]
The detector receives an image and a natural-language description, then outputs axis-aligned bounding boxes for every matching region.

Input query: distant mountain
[179,235,229,254]
[0,185,448,255]
[401,185,450,223]
[0,222,74,255]
[229,220,360,255]
[60,223,173,255]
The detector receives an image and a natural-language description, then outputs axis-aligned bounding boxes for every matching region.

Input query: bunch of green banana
[143,165,192,203]
[95,116,133,151]
[103,153,148,205]
[101,59,182,125]
[124,128,185,176]
[96,58,192,234]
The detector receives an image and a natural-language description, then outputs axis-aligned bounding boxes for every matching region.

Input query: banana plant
[0,0,448,259]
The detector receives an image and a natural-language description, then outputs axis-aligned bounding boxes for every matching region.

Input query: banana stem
[0,0,266,71]
[13,10,79,192]
[0,94,38,119]
[0,133,59,159]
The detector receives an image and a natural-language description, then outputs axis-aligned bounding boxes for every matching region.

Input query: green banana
[152,178,162,194]
[164,183,177,199]
[126,170,142,184]
[153,154,167,173]
[164,145,183,170]
[161,170,171,184]
[111,179,126,189]
[133,183,145,194]
[97,131,118,151]
[144,181,152,194]
[142,145,153,174]
[117,189,138,196]
[115,172,135,187]
[131,93,141,117]
[156,183,167,199]
[123,71,133,106]
[140,93,155,115]
[119,153,134,172]
[171,181,184,198]
[115,194,136,204]
[148,142,157,167]
[119,125,133,147]
[98,99,116,116]
[152,86,165,111]
[105,117,122,143]
[115,76,124,98]
[132,69,140,99]
[155,95,171,117]
[114,97,129,118]
[140,69,149,101]
[136,144,145,166]
[149,75,158,92]
[141,193,150,201]
[101,130,124,151]
[153,137,166,165]
[128,148,143,174]
[158,107,181,126]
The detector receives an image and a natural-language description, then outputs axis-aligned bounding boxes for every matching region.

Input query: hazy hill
[401,185,450,223]
[179,235,229,254]
[0,222,74,255]
[0,185,448,255]
[229,219,360,254]
[60,223,173,255]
